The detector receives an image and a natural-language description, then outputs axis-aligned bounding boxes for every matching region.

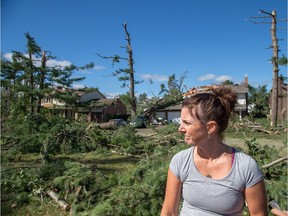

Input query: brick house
[78,98,127,122]
[41,88,127,122]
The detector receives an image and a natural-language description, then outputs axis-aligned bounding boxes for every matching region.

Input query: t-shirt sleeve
[169,151,182,180]
[245,156,263,188]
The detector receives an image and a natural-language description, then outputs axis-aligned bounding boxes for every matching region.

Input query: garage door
[167,112,180,122]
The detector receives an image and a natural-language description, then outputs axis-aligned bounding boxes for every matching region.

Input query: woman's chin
[185,138,194,145]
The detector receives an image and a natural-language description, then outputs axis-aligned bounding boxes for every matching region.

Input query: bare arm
[160,168,182,216]
[271,209,288,216]
[244,179,268,216]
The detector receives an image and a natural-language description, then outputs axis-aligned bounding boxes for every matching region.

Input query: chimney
[244,74,248,87]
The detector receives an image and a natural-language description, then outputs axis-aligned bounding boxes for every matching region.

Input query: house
[155,75,249,122]
[41,87,82,119]
[78,90,106,103]
[78,98,127,122]
[41,87,127,122]
[155,104,182,123]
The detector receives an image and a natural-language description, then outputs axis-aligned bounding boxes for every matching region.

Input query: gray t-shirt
[169,146,263,216]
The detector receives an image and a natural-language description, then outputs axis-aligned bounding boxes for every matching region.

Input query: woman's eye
[183,121,191,126]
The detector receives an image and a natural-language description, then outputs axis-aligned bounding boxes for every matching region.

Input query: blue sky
[1,0,287,98]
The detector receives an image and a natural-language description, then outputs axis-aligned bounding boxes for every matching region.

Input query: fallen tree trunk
[98,122,116,129]
[46,189,70,211]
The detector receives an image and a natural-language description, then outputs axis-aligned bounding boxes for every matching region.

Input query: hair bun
[209,86,237,113]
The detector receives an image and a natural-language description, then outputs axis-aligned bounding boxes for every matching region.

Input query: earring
[208,134,211,139]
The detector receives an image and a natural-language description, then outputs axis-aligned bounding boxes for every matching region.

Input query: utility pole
[248,9,281,127]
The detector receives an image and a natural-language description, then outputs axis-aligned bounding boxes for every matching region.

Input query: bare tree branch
[96,53,128,61]
[261,156,288,169]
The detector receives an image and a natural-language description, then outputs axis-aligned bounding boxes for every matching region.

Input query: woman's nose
[178,124,185,133]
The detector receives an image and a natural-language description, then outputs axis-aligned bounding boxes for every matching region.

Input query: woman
[161,86,268,216]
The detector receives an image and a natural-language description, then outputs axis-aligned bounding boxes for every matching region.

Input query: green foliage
[1,114,287,215]
[110,126,143,154]
[244,138,278,166]
[38,160,67,181]
[158,73,186,107]
[1,33,91,117]
[222,80,234,85]
[277,55,288,66]
[1,167,43,211]
[244,138,287,212]
[86,155,171,216]
[248,85,270,119]
[1,113,112,161]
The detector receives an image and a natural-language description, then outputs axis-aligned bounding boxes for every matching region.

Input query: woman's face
[178,107,208,146]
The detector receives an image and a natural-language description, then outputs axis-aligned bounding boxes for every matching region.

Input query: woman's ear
[207,121,217,134]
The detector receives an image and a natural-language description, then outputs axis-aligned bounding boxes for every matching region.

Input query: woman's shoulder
[233,148,263,187]
[235,149,258,168]
[173,146,193,159]
[234,148,256,161]
[171,147,194,166]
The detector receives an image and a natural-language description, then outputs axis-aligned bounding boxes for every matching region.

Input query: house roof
[157,103,182,111]
[78,90,106,103]
[183,84,248,97]
[89,98,119,108]
[228,84,249,93]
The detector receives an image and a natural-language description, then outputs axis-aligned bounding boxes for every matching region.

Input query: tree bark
[270,10,279,127]
[261,156,288,169]
[46,189,70,211]
[123,22,137,118]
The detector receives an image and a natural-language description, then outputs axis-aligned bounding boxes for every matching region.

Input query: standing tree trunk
[123,23,137,118]
[36,51,47,113]
[96,23,138,118]
[28,50,35,114]
[270,10,279,127]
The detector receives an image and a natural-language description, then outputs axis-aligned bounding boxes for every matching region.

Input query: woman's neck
[196,141,227,160]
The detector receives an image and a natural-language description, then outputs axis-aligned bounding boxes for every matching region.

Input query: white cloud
[72,83,86,89]
[105,92,121,99]
[3,52,72,69]
[93,65,106,71]
[198,73,232,83]
[215,75,232,83]
[141,74,169,82]
[46,59,72,68]
[198,74,216,81]
[4,53,13,61]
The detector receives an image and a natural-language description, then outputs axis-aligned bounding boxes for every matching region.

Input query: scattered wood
[261,156,288,169]
[85,123,99,131]
[235,121,284,135]
[97,122,116,129]
[254,128,273,135]
[46,189,70,211]
[139,133,158,137]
